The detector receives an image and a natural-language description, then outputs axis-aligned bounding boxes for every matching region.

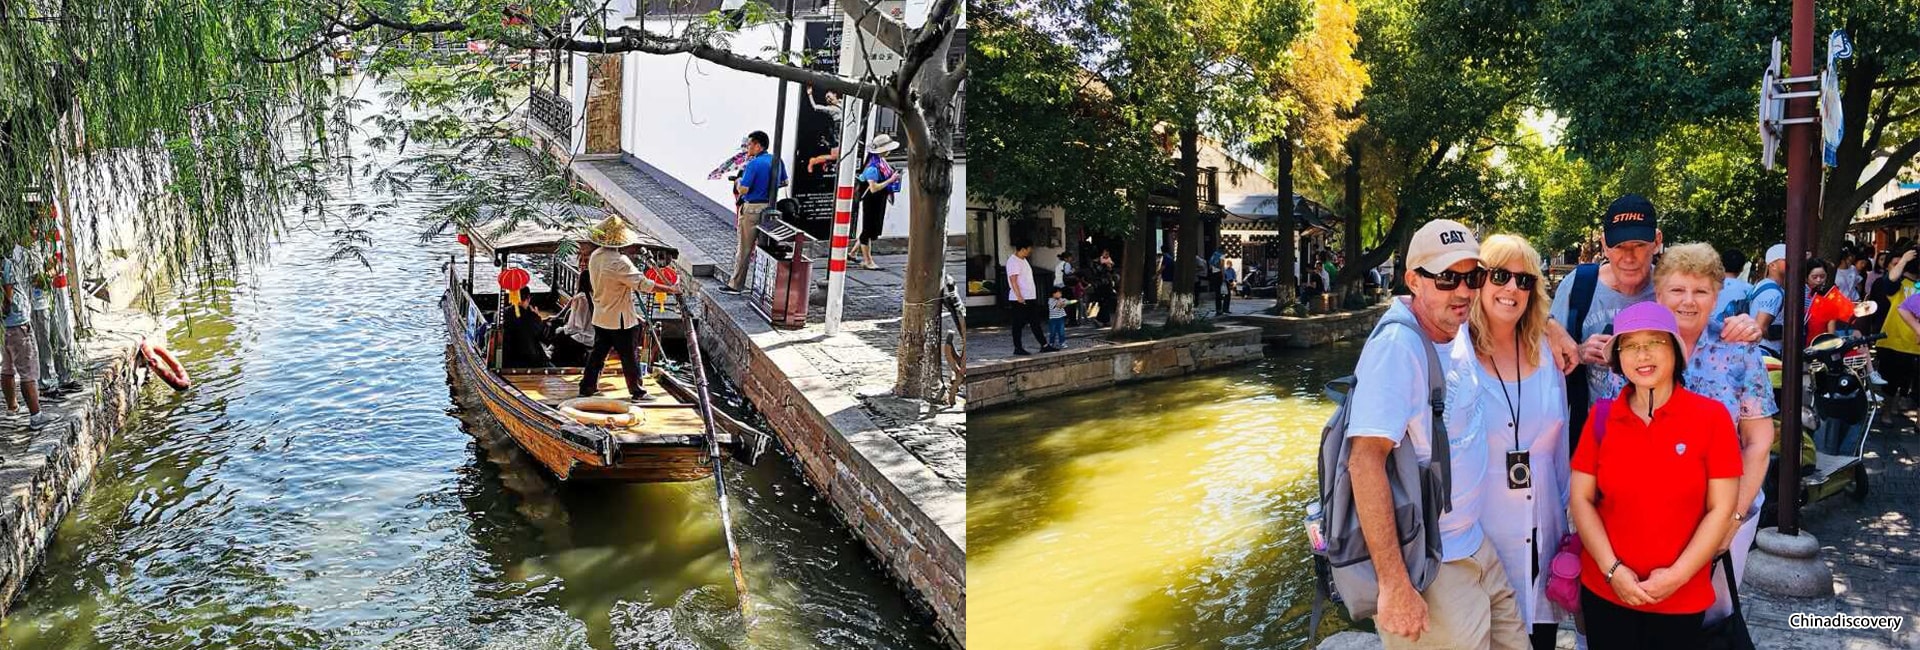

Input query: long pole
[678,295,750,611]
[1777,0,1815,536]
[769,0,797,198]
[825,95,869,335]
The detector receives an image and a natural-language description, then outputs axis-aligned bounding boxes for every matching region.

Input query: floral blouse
[1601,330,1778,422]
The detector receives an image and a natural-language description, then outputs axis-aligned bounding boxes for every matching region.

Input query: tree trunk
[1819,59,1920,259]
[1274,135,1297,307]
[892,97,953,400]
[1168,123,1200,325]
[1115,195,1151,331]
[1335,138,1364,307]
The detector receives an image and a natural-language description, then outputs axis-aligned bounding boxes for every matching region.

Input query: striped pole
[824,94,865,335]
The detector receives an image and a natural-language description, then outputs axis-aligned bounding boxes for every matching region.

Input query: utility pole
[1778,0,1815,535]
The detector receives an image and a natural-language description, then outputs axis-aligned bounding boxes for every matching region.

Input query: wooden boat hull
[442,271,714,483]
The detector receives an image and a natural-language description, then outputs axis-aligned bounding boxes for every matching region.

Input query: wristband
[1605,559,1625,582]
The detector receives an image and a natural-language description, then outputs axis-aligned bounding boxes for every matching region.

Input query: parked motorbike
[1759,316,1883,528]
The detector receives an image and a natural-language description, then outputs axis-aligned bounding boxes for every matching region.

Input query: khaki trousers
[1380,538,1530,650]
[730,202,768,291]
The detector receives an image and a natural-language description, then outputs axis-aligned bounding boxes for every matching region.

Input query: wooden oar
[675,293,751,613]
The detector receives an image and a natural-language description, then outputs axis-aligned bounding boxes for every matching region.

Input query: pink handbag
[1546,532,1584,613]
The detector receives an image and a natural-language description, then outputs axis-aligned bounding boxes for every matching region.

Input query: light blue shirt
[1345,298,1489,561]
[1,258,28,328]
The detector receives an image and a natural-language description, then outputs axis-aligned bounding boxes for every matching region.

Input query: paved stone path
[968,297,1278,365]
[580,159,965,489]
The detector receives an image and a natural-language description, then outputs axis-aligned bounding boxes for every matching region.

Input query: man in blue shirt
[724,130,788,293]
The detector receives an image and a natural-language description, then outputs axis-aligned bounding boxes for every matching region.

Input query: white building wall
[618,14,964,238]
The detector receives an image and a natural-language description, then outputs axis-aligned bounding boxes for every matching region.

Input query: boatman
[580,216,680,402]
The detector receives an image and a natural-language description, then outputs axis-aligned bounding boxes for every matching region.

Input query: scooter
[1759,313,1882,528]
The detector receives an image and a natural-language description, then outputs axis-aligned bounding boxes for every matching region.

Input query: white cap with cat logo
[1408,219,1482,273]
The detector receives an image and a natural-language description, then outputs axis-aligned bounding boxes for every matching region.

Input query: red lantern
[643,267,679,285]
[456,233,471,247]
[498,268,530,292]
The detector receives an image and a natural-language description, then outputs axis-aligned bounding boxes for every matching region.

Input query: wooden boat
[441,208,767,482]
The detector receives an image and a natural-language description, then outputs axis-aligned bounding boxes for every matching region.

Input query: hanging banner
[1822,30,1854,167]
[791,20,846,240]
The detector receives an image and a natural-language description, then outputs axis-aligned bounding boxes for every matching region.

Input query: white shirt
[1054,260,1073,287]
[588,247,662,330]
[1475,341,1570,624]
[1005,254,1036,302]
[1345,298,1489,562]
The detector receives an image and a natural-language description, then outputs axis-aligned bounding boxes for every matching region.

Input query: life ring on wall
[558,397,641,428]
[140,339,192,391]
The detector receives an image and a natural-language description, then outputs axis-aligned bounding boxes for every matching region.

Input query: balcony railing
[529,88,572,139]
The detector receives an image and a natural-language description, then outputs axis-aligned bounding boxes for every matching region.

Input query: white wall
[619,14,964,238]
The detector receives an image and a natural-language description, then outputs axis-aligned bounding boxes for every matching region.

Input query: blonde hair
[1470,234,1550,365]
[1652,242,1725,292]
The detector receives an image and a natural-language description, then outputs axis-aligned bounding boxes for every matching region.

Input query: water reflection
[969,345,1365,649]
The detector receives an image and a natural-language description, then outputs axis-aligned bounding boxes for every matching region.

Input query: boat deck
[500,363,710,441]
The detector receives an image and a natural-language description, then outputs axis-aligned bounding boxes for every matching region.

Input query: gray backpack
[1310,307,1453,626]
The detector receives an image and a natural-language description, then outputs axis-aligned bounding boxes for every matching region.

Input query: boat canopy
[460,203,679,258]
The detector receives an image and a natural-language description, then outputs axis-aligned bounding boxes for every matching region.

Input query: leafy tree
[1535,0,1920,260]
[968,4,1167,241]
[1268,0,1367,306]
[1325,0,1538,295]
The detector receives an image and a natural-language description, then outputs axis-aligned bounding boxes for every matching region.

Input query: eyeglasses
[1617,341,1672,357]
[1488,269,1538,291]
[1416,267,1487,291]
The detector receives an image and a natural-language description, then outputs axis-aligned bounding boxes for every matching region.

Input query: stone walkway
[0,308,162,611]
[968,297,1277,365]
[579,159,966,488]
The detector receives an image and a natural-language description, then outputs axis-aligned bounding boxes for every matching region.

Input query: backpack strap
[1565,263,1600,449]
[1380,309,1453,512]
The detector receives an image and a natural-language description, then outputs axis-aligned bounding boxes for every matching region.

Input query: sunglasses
[1487,269,1538,291]
[1416,267,1487,291]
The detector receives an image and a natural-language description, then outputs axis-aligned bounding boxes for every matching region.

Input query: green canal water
[0,88,938,649]
[969,345,1367,649]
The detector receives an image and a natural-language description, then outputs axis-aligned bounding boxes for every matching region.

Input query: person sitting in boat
[582,216,681,401]
[546,287,592,366]
[499,287,552,368]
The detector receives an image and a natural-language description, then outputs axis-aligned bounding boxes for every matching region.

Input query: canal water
[0,88,938,649]
[968,345,1367,649]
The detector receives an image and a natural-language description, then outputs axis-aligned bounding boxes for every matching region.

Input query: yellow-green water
[969,345,1366,649]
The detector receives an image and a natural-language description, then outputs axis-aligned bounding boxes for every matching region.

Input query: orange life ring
[558,397,641,428]
[141,339,191,391]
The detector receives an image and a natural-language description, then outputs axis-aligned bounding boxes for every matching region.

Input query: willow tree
[0,0,332,303]
[255,0,968,401]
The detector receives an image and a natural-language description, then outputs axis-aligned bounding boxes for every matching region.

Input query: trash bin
[747,209,811,329]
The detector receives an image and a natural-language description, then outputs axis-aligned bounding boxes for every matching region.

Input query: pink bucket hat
[1610,301,1686,379]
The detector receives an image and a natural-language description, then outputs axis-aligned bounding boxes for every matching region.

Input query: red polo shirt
[1573,387,1742,614]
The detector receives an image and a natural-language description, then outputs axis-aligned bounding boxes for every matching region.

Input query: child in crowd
[1046,287,1069,350]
